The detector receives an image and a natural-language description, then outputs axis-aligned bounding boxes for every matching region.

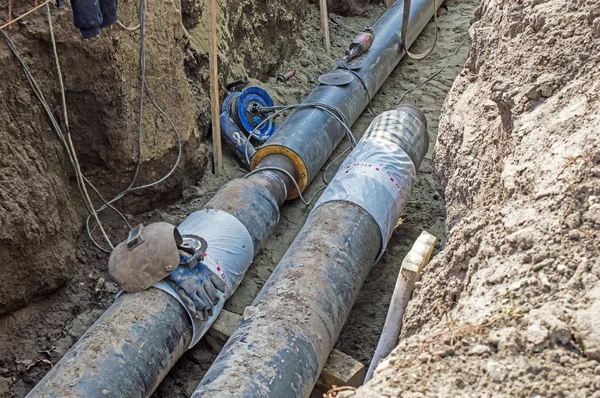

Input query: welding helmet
[108,222,183,292]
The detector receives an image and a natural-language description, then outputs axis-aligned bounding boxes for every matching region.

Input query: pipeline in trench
[27,1,444,397]
[194,104,429,397]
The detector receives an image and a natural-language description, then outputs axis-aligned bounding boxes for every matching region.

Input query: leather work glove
[166,261,226,321]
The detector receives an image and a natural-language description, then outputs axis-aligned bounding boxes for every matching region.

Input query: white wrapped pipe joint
[154,209,254,348]
[314,104,429,260]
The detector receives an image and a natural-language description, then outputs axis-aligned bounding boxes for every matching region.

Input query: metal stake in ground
[208,0,222,175]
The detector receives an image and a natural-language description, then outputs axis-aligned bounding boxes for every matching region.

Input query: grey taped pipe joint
[192,105,429,398]
[316,104,428,259]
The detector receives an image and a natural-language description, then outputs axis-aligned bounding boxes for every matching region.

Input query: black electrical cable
[225,92,244,132]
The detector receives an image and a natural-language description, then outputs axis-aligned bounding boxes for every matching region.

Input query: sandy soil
[351,0,600,396]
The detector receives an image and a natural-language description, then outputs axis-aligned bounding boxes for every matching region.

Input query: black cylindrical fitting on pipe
[193,202,382,398]
[251,0,442,197]
[28,289,191,398]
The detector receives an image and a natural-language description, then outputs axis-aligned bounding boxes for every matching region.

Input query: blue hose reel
[220,86,276,168]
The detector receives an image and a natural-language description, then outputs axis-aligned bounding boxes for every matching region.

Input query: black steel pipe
[251,0,441,197]
[28,289,191,397]
[27,0,439,395]
[28,165,292,398]
[192,104,428,397]
[194,202,381,398]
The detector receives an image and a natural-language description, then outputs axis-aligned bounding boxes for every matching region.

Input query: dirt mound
[353,0,600,396]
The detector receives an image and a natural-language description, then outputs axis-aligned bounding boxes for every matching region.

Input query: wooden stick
[364,231,437,383]
[208,0,222,175]
[385,0,395,8]
[319,0,331,56]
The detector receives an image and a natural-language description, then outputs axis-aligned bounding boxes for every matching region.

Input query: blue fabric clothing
[71,0,118,39]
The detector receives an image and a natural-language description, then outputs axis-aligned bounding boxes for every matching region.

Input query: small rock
[468,344,491,356]
[525,86,539,100]
[454,377,466,389]
[564,212,582,229]
[95,278,105,293]
[418,352,432,363]
[594,365,600,375]
[527,323,549,346]
[540,84,554,98]
[486,360,508,382]
[560,355,575,365]
[549,325,571,345]
[583,204,600,224]
[104,281,119,294]
[436,346,455,358]
[494,327,521,355]
[532,251,552,264]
